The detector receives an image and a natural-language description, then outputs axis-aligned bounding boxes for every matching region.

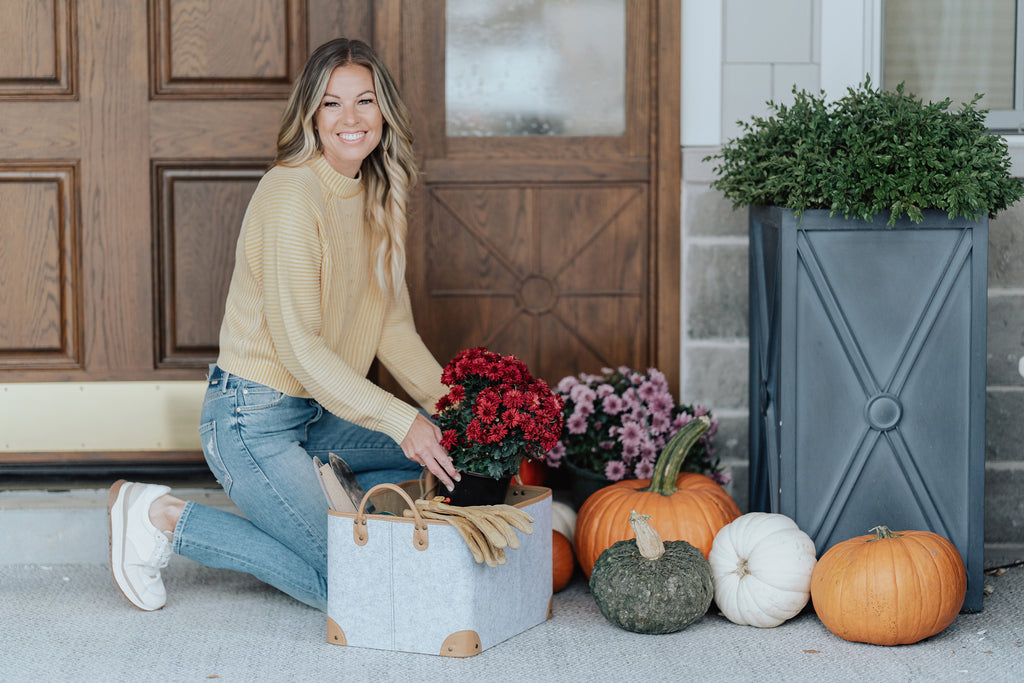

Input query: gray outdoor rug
[1,561,1021,681]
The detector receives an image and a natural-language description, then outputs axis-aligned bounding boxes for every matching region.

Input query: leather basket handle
[352,483,429,551]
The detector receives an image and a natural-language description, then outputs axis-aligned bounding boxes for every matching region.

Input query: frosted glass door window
[445,0,626,137]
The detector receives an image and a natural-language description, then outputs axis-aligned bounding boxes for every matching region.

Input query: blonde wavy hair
[276,38,417,299]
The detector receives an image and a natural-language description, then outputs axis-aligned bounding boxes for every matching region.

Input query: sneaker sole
[108,479,164,611]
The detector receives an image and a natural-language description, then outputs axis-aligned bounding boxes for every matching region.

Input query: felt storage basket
[326,481,552,657]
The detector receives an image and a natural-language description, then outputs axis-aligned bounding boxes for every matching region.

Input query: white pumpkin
[708,512,817,628]
[551,501,577,545]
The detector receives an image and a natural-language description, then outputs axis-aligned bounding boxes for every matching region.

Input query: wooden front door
[0,0,380,382]
[399,0,680,387]
[0,0,678,469]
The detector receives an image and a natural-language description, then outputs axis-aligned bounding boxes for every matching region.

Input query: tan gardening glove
[404,497,535,567]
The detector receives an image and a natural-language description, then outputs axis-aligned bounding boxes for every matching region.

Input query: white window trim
[822,0,1024,157]
[685,0,1024,155]
[820,0,882,100]
[681,0,722,146]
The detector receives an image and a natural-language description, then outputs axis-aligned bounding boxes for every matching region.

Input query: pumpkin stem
[646,416,711,495]
[629,510,665,560]
[867,525,903,541]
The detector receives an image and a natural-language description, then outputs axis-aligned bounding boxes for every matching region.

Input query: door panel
[401,0,678,387]
[152,161,266,368]
[421,183,648,379]
[0,162,81,370]
[0,0,76,99]
[149,0,306,98]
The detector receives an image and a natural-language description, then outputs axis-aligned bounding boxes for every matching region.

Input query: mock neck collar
[310,155,363,199]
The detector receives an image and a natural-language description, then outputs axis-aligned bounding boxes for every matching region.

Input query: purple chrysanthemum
[604,460,627,481]
[544,446,564,467]
[556,376,580,393]
[671,413,693,432]
[650,393,675,415]
[634,460,654,479]
[647,368,668,390]
[618,420,644,448]
[569,383,596,405]
[711,470,732,485]
[651,411,671,434]
[602,394,625,415]
[637,381,659,403]
[574,401,594,418]
[639,440,656,460]
[567,413,588,435]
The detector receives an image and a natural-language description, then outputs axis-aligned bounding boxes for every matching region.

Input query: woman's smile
[315,64,383,177]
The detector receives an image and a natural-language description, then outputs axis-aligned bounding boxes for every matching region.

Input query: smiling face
[314,64,383,177]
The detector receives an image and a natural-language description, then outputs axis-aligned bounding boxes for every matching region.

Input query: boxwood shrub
[706,77,1024,225]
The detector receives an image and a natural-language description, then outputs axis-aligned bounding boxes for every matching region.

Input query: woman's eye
[359,98,375,105]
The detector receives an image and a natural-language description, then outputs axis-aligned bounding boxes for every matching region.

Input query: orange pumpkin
[574,417,740,578]
[810,526,967,646]
[517,458,547,486]
[552,531,575,592]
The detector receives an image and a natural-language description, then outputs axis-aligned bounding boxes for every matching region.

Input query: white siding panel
[772,64,820,104]
[724,0,812,63]
[721,63,772,141]
[682,0,723,146]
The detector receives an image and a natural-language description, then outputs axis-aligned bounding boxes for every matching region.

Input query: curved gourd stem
[629,510,665,560]
[646,416,711,495]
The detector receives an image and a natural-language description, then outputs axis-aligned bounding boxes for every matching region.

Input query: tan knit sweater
[216,155,446,445]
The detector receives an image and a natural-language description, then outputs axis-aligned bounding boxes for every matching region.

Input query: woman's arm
[376,281,448,412]
[246,173,458,487]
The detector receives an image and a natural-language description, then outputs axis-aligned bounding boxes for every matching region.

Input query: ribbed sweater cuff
[378,398,420,446]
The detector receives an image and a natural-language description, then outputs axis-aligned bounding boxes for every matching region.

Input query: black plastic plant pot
[747,206,987,612]
[446,471,512,507]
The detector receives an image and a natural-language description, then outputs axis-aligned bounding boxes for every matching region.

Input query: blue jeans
[172,365,421,611]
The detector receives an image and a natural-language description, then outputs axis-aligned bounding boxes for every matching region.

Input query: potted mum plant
[434,347,564,506]
[544,366,726,507]
[706,77,1024,612]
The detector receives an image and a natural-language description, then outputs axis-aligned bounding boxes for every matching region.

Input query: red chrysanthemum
[434,347,564,479]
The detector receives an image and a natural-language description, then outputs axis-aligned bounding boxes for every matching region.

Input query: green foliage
[705,77,1024,225]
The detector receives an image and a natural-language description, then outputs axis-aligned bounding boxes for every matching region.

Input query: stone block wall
[680,149,750,511]
[985,205,1024,564]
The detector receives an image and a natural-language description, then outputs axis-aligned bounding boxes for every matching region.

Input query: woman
[108,38,459,613]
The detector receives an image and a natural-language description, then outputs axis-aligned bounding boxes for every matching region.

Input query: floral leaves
[706,77,1024,225]
[435,347,564,479]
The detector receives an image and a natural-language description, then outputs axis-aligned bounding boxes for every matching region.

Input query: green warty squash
[589,510,713,634]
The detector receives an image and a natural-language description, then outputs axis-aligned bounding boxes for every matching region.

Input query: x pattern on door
[422,183,649,383]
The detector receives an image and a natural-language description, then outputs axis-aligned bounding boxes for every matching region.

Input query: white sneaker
[108,480,173,611]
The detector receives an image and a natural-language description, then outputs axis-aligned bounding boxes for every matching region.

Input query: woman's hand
[401,413,461,491]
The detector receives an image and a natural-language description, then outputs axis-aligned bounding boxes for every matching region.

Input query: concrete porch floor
[2,481,1022,681]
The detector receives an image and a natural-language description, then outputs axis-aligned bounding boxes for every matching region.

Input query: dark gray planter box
[748,206,987,612]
